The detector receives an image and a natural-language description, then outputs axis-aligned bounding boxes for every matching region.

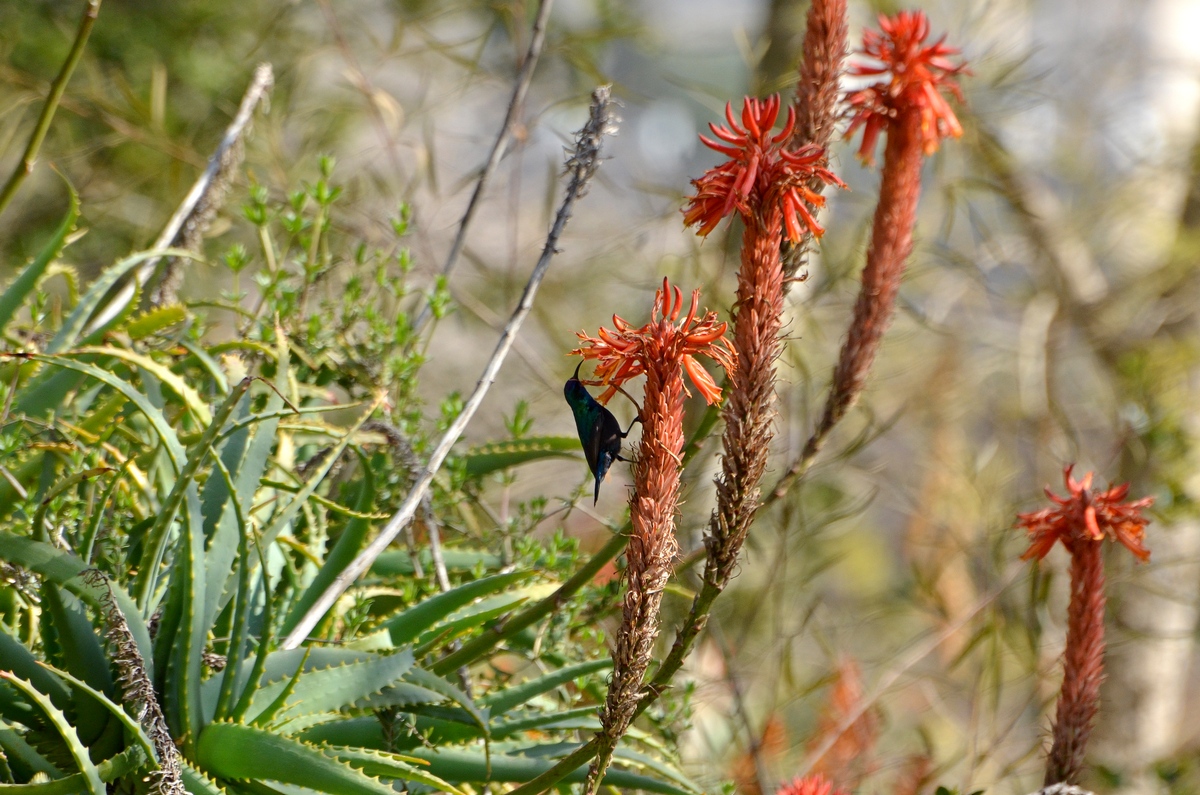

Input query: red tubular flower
[775,774,849,795]
[684,95,845,242]
[1018,465,1152,562]
[576,279,735,793]
[572,279,737,406]
[807,658,878,788]
[845,9,968,164]
[1016,465,1153,786]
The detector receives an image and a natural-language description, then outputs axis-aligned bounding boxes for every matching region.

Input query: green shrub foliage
[0,164,697,795]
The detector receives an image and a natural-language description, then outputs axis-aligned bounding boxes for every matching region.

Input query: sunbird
[563,362,638,504]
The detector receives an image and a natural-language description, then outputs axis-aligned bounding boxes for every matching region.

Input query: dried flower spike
[1017,465,1152,786]
[684,95,844,242]
[845,9,968,164]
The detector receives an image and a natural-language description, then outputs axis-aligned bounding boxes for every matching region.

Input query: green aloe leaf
[137,377,250,608]
[36,663,157,764]
[0,746,144,794]
[125,304,187,340]
[362,571,533,650]
[281,467,375,638]
[0,630,71,708]
[462,436,580,478]
[0,180,79,333]
[0,533,153,678]
[401,667,487,736]
[0,726,59,780]
[17,355,186,471]
[45,247,194,354]
[401,745,697,795]
[490,705,600,739]
[368,549,502,578]
[74,346,212,425]
[481,659,612,715]
[241,649,415,726]
[411,583,556,655]
[195,723,397,795]
[203,389,280,626]
[321,746,465,795]
[0,673,104,795]
[38,585,116,751]
[181,759,228,795]
[257,399,377,550]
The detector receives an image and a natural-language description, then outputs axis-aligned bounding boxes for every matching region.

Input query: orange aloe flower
[846,9,968,164]
[572,277,737,405]
[1016,465,1152,785]
[776,774,848,795]
[684,95,845,242]
[1017,465,1152,562]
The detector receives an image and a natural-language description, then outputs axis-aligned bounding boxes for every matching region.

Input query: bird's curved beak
[572,361,583,381]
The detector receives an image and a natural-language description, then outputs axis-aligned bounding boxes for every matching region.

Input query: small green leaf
[481,659,612,715]
[370,571,534,649]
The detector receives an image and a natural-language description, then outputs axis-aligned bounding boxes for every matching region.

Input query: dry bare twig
[414,0,556,331]
[280,86,617,650]
[84,63,274,334]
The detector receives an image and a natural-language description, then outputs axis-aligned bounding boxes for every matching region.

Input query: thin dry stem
[85,63,273,335]
[281,86,616,650]
[414,0,556,331]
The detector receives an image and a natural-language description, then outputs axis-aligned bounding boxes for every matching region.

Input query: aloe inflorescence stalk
[775,10,968,498]
[684,94,844,603]
[571,278,736,793]
[1017,466,1152,786]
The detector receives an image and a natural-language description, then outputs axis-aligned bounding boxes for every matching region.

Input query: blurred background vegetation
[3,1,1200,794]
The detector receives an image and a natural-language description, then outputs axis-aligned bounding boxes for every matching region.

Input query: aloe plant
[0,165,698,795]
